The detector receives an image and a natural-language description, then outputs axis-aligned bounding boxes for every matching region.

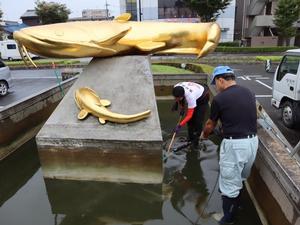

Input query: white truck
[0,40,37,61]
[271,49,300,128]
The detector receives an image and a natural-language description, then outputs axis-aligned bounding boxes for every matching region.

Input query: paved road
[228,63,300,147]
[0,69,62,108]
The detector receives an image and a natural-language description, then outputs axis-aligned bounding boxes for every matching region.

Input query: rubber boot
[219,196,239,224]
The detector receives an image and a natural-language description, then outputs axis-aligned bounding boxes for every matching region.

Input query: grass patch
[255,56,283,62]
[151,64,194,74]
[193,63,214,74]
[215,46,296,53]
[5,58,80,66]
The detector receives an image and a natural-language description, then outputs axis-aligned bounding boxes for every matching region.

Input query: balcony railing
[247,0,267,16]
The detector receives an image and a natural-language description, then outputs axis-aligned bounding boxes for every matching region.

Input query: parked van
[0,40,36,61]
[271,49,300,128]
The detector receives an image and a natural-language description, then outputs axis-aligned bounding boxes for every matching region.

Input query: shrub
[215,46,296,53]
[218,41,240,47]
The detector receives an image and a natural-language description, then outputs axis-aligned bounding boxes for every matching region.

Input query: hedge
[215,46,297,53]
[218,41,240,47]
[152,62,214,74]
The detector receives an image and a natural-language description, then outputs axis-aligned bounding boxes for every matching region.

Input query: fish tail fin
[129,110,151,121]
[198,23,221,58]
[135,110,151,117]
[116,109,151,123]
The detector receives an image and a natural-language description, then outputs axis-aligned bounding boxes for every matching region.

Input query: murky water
[0,100,262,225]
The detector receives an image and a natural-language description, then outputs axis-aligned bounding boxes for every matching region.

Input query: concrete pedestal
[36,56,163,184]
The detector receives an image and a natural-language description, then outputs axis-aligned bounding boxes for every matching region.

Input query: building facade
[82,9,108,19]
[119,0,236,42]
[20,10,40,26]
[120,0,158,21]
[216,1,236,43]
[235,0,300,46]
[69,9,113,21]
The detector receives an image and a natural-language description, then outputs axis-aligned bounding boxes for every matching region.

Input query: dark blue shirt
[210,85,257,137]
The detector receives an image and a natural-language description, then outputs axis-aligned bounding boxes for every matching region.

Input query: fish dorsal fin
[136,41,166,51]
[99,118,106,124]
[78,109,89,120]
[114,13,131,22]
[92,27,131,46]
[100,99,111,107]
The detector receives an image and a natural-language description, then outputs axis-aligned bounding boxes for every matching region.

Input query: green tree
[35,0,71,24]
[274,0,300,46]
[183,0,231,22]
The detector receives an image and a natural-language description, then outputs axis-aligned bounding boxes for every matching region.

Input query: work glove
[179,109,185,116]
[171,102,178,112]
[173,125,182,134]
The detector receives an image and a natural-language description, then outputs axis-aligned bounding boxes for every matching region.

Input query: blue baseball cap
[211,66,234,85]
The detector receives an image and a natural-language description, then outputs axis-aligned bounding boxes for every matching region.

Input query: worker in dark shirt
[200,66,258,225]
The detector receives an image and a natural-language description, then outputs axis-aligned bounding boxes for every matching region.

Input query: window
[277,55,300,81]
[7,44,17,50]
[126,0,137,21]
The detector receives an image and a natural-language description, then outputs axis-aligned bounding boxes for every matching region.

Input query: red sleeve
[180,108,194,126]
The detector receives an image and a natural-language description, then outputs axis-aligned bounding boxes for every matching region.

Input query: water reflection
[160,139,221,225]
[44,137,220,225]
[0,100,262,225]
[0,139,40,207]
[45,180,162,225]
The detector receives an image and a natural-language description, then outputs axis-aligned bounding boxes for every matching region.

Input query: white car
[0,60,12,96]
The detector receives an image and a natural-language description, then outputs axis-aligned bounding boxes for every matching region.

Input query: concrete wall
[251,36,278,46]
[0,77,77,160]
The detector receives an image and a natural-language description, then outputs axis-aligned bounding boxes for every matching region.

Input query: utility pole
[105,0,109,19]
[138,0,142,21]
[242,0,246,42]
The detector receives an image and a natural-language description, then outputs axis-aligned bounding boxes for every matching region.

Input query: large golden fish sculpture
[13,13,221,67]
[75,87,151,124]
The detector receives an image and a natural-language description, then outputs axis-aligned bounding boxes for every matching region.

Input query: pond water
[0,100,262,225]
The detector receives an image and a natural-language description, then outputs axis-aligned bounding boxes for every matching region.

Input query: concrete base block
[36,56,163,184]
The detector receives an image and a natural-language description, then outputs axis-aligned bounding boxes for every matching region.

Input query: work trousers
[219,136,258,198]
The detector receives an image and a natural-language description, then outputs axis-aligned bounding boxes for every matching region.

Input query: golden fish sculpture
[13,13,221,67]
[75,87,151,124]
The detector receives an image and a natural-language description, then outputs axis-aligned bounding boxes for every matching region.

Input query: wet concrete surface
[0,69,61,108]
[0,100,262,225]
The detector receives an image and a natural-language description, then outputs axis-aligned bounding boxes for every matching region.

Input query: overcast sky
[0,0,121,22]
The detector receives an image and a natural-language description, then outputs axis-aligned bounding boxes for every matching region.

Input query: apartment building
[235,0,300,46]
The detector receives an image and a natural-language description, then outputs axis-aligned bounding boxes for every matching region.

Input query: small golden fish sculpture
[74,87,151,124]
[13,13,221,67]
